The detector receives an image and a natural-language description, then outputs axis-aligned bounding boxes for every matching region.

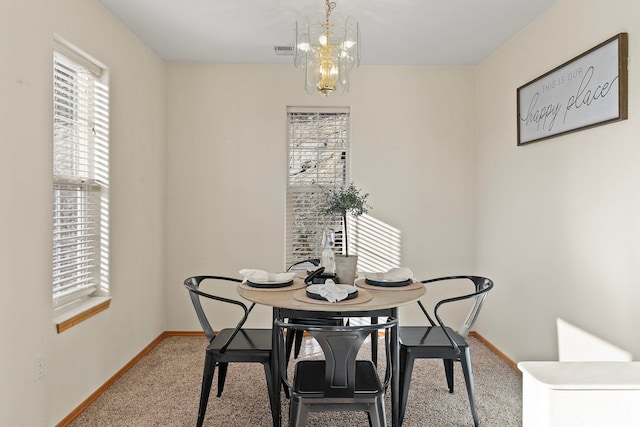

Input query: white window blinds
[286,108,349,267]
[53,50,109,312]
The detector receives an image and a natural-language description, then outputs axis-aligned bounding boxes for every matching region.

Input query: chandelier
[294,0,360,96]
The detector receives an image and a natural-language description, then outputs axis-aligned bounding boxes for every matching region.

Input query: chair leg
[371,316,378,366]
[285,328,295,363]
[443,359,455,393]
[216,362,228,397]
[262,361,276,421]
[197,353,216,427]
[399,349,415,425]
[371,397,386,427]
[283,328,294,398]
[289,396,308,427]
[294,330,304,358]
[460,348,480,427]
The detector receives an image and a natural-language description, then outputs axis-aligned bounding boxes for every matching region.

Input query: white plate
[246,279,294,289]
[364,274,409,282]
[248,279,291,285]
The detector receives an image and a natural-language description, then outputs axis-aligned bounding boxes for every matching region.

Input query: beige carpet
[69,335,522,426]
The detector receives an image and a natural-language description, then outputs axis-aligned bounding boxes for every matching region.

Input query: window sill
[54,297,111,333]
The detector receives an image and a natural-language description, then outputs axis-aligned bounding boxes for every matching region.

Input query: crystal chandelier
[294,0,360,96]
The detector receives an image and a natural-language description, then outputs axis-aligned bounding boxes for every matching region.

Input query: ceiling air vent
[274,45,295,56]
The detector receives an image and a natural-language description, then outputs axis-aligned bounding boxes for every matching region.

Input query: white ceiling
[97,0,556,66]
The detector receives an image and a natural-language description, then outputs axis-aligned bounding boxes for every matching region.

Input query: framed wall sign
[517,33,628,146]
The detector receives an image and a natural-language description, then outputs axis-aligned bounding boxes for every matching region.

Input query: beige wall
[475,0,640,361]
[0,0,166,425]
[3,0,640,424]
[164,64,477,330]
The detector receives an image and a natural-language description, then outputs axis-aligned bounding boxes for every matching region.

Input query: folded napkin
[363,267,414,282]
[239,269,296,283]
[314,280,352,303]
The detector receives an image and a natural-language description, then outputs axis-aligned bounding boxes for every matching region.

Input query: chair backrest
[417,276,494,351]
[276,318,397,398]
[287,258,320,272]
[184,275,252,351]
[455,276,493,338]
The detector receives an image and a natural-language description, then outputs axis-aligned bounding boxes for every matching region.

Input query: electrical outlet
[34,353,45,381]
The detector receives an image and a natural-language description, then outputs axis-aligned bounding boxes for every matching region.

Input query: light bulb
[317,58,336,95]
[297,42,310,52]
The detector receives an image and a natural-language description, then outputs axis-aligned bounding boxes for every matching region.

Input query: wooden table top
[237,278,425,312]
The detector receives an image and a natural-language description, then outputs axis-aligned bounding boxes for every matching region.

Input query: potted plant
[322,183,371,283]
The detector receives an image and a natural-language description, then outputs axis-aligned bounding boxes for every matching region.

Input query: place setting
[238,268,306,291]
[355,267,424,291]
[293,279,373,305]
[293,267,372,304]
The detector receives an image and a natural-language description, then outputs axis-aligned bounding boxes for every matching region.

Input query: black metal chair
[285,259,344,361]
[276,317,398,427]
[398,276,494,427]
[184,276,275,427]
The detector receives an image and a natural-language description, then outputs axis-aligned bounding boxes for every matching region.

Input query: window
[53,46,109,319]
[286,107,349,267]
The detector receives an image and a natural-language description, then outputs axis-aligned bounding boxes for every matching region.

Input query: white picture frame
[517,33,628,146]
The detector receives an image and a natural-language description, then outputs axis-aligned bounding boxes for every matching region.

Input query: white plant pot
[334,254,358,285]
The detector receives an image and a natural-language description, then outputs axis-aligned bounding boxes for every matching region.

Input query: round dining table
[237,278,426,427]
